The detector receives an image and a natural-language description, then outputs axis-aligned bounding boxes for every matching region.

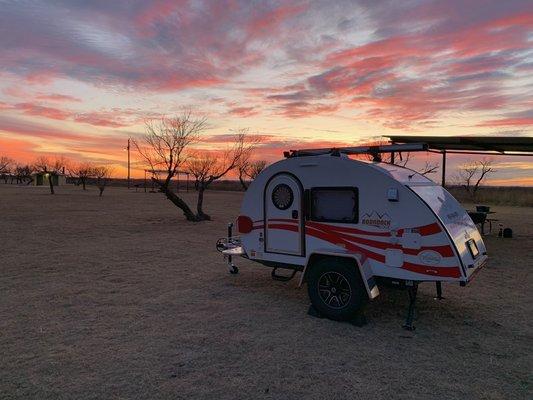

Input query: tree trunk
[238,171,248,190]
[98,186,105,197]
[48,175,55,194]
[196,185,211,221]
[82,178,86,190]
[153,178,199,221]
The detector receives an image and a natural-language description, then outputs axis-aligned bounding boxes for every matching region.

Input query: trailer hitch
[216,223,239,274]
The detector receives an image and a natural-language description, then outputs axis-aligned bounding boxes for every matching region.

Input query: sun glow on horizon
[0,1,531,184]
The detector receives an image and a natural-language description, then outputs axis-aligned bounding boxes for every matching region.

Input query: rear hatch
[409,184,487,281]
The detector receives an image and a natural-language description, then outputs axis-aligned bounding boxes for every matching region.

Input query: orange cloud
[476,117,533,127]
[14,102,72,120]
[0,135,39,163]
[227,106,258,117]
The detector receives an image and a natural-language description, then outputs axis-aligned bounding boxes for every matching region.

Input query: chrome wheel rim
[318,271,352,309]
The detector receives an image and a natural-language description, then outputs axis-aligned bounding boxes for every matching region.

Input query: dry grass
[98,178,533,207]
[447,186,533,207]
[0,184,531,399]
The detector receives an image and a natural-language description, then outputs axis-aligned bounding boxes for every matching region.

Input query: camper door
[264,174,304,256]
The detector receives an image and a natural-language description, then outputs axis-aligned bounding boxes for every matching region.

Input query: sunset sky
[0,0,532,184]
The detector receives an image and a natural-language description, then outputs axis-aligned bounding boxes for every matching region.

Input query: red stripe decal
[305,227,386,263]
[260,224,459,278]
[307,221,391,237]
[402,262,461,278]
[267,223,299,232]
[397,222,442,236]
[255,219,441,237]
[313,228,454,258]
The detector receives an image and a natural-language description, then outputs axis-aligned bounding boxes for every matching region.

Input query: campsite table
[483,211,498,235]
[469,210,497,235]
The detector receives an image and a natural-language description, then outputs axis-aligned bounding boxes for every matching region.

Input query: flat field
[1,185,531,399]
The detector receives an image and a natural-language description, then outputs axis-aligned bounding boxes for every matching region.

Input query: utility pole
[127,138,131,189]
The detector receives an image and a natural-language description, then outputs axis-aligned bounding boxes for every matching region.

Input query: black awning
[385,135,533,155]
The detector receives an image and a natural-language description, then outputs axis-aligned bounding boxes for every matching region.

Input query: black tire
[307,257,368,321]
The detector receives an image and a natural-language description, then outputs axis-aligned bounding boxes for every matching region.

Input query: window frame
[308,186,359,224]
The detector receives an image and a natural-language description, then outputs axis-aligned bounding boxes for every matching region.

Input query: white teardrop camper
[217,144,488,329]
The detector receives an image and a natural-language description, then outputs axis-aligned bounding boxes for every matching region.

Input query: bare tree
[187,133,251,220]
[0,156,14,183]
[395,151,412,167]
[0,156,13,173]
[418,160,439,176]
[33,156,67,194]
[13,164,34,184]
[68,162,95,190]
[389,148,440,178]
[234,129,264,190]
[238,159,266,189]
[133,112,207,221]
[247,160,267,179]
[457,158,495,199]
[93,166,113,197]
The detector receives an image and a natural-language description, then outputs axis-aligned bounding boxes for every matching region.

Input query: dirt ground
[1,185,531,400]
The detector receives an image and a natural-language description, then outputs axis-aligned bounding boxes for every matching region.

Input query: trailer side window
[310,187,358,223]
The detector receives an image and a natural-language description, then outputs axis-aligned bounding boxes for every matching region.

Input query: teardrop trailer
[216,143,488,329]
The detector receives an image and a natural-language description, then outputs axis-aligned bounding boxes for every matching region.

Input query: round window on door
[272,183,293,210]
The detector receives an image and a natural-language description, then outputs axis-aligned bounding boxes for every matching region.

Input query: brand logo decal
[447,211,459,221]
[419,250,442,266]
[361,211,391,229]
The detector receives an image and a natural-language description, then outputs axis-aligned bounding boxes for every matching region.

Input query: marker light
[237,215,253,234]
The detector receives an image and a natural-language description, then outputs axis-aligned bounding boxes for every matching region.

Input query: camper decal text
[361,211,391,229]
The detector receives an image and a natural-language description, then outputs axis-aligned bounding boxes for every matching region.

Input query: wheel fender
[300,251,380,300]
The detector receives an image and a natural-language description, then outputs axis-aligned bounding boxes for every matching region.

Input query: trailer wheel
[307,258,367,321]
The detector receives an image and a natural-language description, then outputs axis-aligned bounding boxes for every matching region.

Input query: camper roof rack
[284,143,428,160]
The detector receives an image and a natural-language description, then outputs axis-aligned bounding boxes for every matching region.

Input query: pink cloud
[277,101,339,118]
[227,106,258,117]
[14,102,72,121]
[1,101,160,128]
[245,3,308,39]
[74,113,128,128]
[35,93,82,102]
[476,117,533,127]
[260,7,533,126]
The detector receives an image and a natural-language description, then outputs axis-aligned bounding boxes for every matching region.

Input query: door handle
[292,210,299,219]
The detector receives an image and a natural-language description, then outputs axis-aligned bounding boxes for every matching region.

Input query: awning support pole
[441,150,446,188]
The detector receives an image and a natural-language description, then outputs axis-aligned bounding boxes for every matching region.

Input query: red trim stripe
[402,262,460,278]
[267,223,299,232]
[259,223,459,278]
[314,221,442,237]
[304,226,460,278]
[268,219,443,238]
[307,221,391,237]
[311,227,454,258]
